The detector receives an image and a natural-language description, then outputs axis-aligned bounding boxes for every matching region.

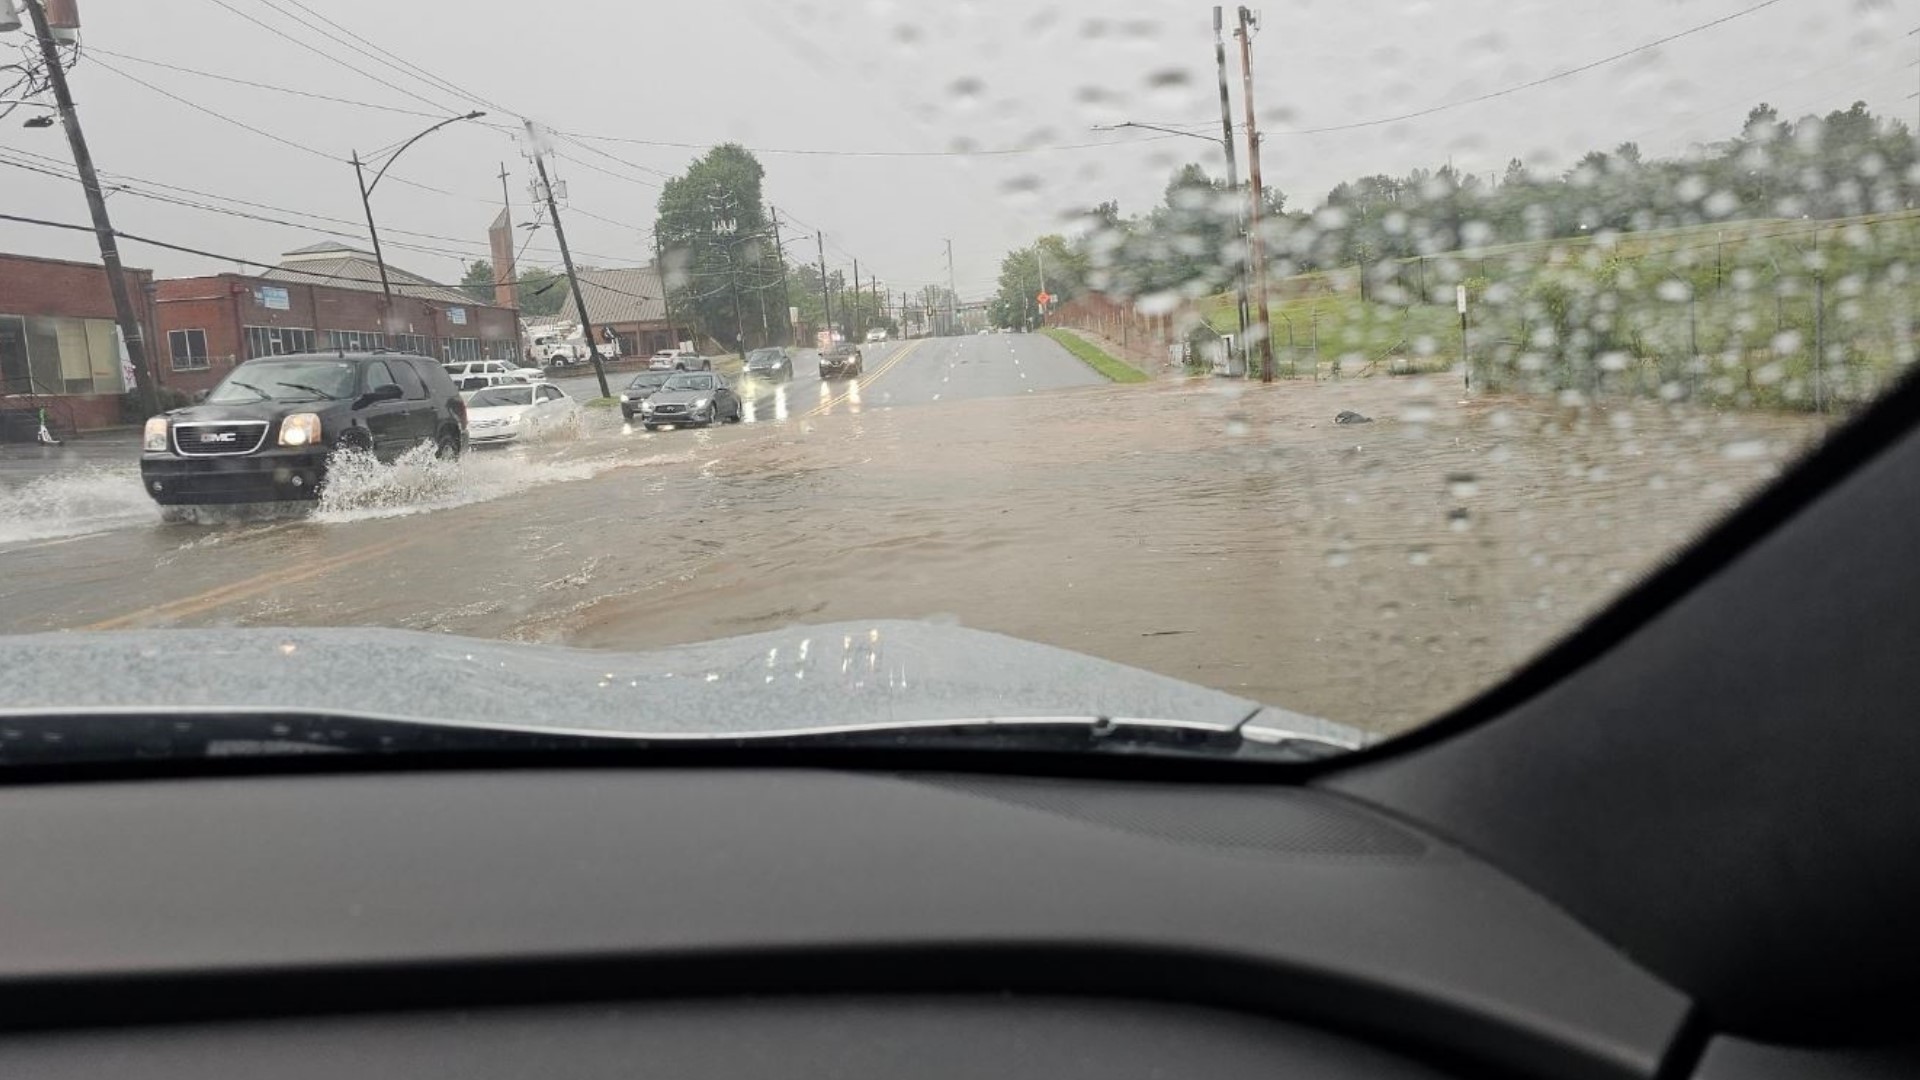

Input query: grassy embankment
[1200,211,1920,411]
[1042,328,1150,383]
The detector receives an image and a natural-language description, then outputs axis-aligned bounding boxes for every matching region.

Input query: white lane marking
[932,393,942,401]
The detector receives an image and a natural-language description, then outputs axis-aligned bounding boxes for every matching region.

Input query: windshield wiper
[221,380,269,402]
[274,382,340,400]
[0,711,1353,770]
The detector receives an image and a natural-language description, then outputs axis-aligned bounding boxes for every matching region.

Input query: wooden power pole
[1236,6,1275,383]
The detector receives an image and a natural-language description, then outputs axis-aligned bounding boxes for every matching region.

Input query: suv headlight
[279,413,323,447]
[143,416,169,452]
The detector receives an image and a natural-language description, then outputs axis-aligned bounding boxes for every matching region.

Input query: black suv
[140,351,466,506]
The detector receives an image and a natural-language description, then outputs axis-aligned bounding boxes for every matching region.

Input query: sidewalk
[0,429,140,485]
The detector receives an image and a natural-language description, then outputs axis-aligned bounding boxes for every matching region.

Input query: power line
[87,54,337,163]
[262,0,517,118]
[201,0,469,116]
[81,46,448,120]
[0,146,637,267]
[1263,0,1791,137]
[558,128,1198,158]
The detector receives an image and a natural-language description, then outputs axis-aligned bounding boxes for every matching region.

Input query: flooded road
[0,334,1822,735]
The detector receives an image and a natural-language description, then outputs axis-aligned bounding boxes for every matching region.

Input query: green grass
[1042,329,1150,383]
[583,396,618,408]
[1198,208,1920,407]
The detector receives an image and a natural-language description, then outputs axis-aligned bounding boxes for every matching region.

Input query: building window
[326,330,385,352]
[168,329,209,371]
[444,337,481,363]
[0,314,125,397]
[390,333,430,356]
[245,326,316,359]
[483,338,518,361]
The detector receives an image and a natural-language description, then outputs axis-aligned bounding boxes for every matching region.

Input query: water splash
[0,466,158,545]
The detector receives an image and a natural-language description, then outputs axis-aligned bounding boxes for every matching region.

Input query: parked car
[637,372,742,430]
[743,347,794,382]
[618,372,674,422]
[457,373,528,403]
[649,349,711,372]
[445,360,544,393]
[464,383,581,447]
[140,352,465,506]
[818,344,864,379]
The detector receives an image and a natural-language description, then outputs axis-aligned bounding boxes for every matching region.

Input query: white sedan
[463,383,581,446]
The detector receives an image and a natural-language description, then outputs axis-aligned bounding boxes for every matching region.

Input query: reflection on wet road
[0,332,1821,735]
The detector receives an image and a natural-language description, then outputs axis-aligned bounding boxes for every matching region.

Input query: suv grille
[172,421,270,456]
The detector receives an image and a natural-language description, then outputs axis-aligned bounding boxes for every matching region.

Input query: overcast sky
[0,0,1910,302]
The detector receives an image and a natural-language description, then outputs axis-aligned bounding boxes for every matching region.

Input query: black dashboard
[0,767,1683,1079]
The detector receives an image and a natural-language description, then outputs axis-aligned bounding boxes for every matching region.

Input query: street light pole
[352,110,486,311]
[18,0,159,416]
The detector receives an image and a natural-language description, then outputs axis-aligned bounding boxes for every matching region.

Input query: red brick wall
[156,275,521,390]
[0,253,159,430]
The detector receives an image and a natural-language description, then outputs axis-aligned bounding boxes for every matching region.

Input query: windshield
[206,360,357,404]
[468,387,534,408]
[0,0,1906,765]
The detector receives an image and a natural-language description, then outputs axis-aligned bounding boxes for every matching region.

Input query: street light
[1094,120,1252,370]
[352,110,486,308]
[0,97,55,126]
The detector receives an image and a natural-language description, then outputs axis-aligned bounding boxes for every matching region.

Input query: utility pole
[349,153,395,311]
[771,207,793,345]
[816,231,832,346]
[1214,6,1251,370]
[1236,6,1275,383]
[527,124,610,399]
[852,258,862,341]
[944,239,958,335]
[22,0,158,415]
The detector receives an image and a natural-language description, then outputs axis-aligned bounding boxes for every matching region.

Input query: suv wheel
[435,427,463,460]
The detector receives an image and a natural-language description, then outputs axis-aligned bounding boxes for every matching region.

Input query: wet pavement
[0,333,1822,736]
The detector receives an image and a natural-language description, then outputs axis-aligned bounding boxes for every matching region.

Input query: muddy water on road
[540,378,1818,735]
[0,380,1822,737]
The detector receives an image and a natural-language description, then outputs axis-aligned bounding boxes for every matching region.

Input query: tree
[654,144,776,351]
[516,267,568,317]
[990,235,1086,330]
[460,259,495,303]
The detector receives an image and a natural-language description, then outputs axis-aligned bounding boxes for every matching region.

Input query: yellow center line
[806,340,924,418]
[85,534,417,631]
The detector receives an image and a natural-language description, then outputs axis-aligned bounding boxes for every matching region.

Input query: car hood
[168,401,313,423]
[648,389,712,404]
[467,403,534,421]
[0,621,1363,746]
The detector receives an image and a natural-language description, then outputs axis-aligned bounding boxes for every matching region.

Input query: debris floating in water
[1334,411,1374,425]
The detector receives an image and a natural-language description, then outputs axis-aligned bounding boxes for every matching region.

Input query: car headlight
[640,399,655,412]
[693,398,710,410]
[279,413,323,447]
[143,416,169,452]
[618,394,630,403]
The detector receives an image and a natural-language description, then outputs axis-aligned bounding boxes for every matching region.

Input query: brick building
[573,265,685,358]
[153,242,520,397]
[0,252,160,434]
